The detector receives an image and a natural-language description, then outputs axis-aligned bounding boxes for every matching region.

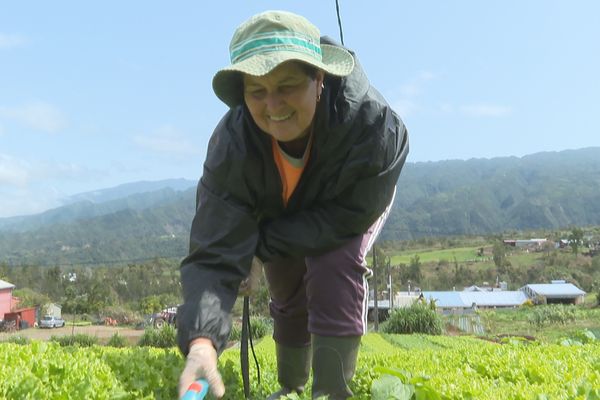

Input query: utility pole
[372,245,378,332]
[387,256,393,309]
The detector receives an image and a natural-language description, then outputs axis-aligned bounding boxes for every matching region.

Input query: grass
[389,246,484,264]
[477,306,600,342]
[66,321,93,327]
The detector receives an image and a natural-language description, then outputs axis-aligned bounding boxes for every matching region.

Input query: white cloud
[0,154,108,189]
[0,154,109,217]
[0,33,26,49]
[0,102,68,133]
[133,125,202,157]
[459,104,512,117]
[0,154,30,186]
[392,99,419,118]
[0,188,61,218]
[392,71,436,117]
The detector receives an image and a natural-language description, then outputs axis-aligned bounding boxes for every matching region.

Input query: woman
[178,10,408,399]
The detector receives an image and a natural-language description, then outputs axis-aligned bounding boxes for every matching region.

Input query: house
[0,279,16,320]
[520,281,586,305]
[503,239,548,248]
[421,290,528,313]
[3,307,37,329]
[43,303,62,318]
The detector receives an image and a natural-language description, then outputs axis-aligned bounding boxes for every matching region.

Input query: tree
[542,240,555,257]
[408,255,422,283]
[493,241,508,274]
[0,262,9,281]
[568,227,584,257]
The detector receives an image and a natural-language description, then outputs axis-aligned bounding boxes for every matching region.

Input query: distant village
[368,236,596,319]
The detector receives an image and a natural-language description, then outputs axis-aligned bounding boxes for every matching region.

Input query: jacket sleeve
[177,113,259,356]
[257,106,408,261]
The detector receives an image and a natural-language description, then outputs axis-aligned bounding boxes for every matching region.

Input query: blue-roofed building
[421,290,527,313]
[367,281,586,318]
[521,281,586,305]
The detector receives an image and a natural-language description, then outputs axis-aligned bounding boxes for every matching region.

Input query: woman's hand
[238,256,264,297]
[178,338,226,399]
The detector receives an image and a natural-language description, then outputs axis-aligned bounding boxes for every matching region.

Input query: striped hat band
[230,31,323,64]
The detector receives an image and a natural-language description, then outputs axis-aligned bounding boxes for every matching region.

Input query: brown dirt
[0,325,145,345]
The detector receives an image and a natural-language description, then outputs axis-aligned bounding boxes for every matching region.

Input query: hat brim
[212,44,354,107]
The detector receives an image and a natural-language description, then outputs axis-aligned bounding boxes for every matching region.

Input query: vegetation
[2,149,600,265]
[137,325,177,348]
[50,333,98,347]
[228,315,273,342]
[107,333,128,348]
[381,302,443,335]
[2,334,598,399]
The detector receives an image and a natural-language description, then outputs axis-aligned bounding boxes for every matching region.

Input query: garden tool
[181,379,209,400]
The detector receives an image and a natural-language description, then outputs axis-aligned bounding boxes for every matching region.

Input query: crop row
[1,334,599,399]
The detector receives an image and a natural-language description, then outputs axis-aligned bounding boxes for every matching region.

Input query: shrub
[51,334,98,347]
[228,315,273,342]
[229,323,241,341]
[107,332,128,347]
[101,306,143,326]
[527,304,578,329]
[381,303,443,335]
[137,324,177,348]
[6,335,30,345]
[528,304,579,329]
[521,299,535,308]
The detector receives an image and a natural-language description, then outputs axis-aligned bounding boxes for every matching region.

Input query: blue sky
[1,1,599,217]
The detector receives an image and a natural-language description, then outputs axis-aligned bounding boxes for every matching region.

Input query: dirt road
[0,325,145,345]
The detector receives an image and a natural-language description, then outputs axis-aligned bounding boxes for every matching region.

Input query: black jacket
[177,40,409,355]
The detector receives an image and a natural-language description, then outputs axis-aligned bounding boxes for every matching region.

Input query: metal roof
[0,279,15,290]
[521,283,586,297]
[421,292,465,308]
[422,291,527,308]
[367,300,391,309]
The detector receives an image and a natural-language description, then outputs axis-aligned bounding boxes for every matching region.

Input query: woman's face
[243,61,324,143]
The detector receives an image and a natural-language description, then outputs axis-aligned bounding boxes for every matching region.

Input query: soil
[0,325,146,346]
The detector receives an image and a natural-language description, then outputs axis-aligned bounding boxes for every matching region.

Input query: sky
[1,1,599,218]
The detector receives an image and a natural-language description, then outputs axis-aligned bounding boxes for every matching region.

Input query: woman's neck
[279,133,310,158]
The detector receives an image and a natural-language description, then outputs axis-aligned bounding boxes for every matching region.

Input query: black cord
[335,0,345,45]
[241,296,261,399]
[241,297,250,398]
[247,308,261,385]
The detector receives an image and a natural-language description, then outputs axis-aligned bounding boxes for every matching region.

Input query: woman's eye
[248,88,266,99]
[279,84,298,94]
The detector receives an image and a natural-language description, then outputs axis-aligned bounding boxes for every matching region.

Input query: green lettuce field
[1,334,599,399]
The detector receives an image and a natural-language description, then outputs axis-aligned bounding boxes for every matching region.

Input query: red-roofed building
[0,279,16,319]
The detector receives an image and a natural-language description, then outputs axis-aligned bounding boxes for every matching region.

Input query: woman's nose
[264,91,284,110]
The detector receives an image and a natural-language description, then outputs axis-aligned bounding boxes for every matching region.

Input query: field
[389,246,484,265]
[0,325,144,344]
[2,236,598,398]
[2,329,599,399]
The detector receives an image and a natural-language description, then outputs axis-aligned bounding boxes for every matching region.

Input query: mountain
[0,187,196,266]
[383,147,600,240]
[0,179,197,233]
[63,178,196,205]
[1,147,600,266]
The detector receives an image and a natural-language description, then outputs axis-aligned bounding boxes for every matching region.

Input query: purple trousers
[263,195,393,347]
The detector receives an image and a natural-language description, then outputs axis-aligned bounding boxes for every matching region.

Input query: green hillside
[2,147,600,266]
[384,147,600,240]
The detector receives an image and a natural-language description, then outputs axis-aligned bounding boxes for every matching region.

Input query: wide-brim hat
[213,10,355,107]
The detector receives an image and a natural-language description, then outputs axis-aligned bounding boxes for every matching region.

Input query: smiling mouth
[268,112,294,122]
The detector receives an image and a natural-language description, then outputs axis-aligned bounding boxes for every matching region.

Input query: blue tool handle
[181,378,209,400]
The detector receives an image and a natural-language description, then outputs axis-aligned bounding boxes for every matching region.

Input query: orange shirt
[271,136,312,206]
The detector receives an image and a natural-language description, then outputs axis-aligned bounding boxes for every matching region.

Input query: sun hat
[212,10,355,107]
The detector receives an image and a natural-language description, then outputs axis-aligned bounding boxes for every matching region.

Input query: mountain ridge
[1,147,599,265]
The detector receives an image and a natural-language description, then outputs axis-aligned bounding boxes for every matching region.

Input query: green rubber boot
[311,335,361,400]
[266,343,311,400]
